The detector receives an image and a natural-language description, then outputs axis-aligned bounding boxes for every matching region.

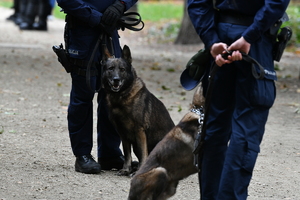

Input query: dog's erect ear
[192,83,205,107]
[122,45,132,64]
[102,44,112,61]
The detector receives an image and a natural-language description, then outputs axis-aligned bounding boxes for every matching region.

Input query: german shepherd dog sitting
[102,45,175,176]
[128,85,205,200]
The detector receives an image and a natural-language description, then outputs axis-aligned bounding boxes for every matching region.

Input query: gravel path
[0,7,300,200]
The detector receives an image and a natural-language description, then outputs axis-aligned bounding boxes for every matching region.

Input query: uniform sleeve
[187,0,221,49]
[121,0,138,11]
[56,0,102,27]
[242,0,290,44]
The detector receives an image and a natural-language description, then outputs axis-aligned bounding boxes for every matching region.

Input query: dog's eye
[120,67,126,72]
[108,66,115,71]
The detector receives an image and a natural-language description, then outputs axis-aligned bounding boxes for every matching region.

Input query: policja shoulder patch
[180,49,210,90]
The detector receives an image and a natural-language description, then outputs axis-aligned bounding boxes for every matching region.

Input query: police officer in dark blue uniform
[56,0,138,174]
[187,0,290,199]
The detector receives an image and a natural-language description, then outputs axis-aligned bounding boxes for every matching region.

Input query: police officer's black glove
[102,1,125,26]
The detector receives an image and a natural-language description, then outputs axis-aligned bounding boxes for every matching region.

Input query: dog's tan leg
[118,140,132,176]
[133,131,148,166]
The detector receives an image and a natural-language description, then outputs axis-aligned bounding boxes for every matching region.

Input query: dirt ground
[1,7,300,200]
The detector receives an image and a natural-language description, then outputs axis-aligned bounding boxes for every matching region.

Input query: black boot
[98,156,139,172]
[19,0,37,30]
[32,0,51,31]
[75,155,101,174]
[7,0,20,22]
[14,0,27,25]
[19,22,33,30]
[98,156,124,170]
[33,21,47,30]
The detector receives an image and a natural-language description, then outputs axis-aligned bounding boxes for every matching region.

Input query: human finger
[215,54,226,67]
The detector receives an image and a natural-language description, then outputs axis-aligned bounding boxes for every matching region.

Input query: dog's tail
[192,83,205,108]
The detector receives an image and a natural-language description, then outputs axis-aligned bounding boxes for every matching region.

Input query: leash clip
[221,49,232,60]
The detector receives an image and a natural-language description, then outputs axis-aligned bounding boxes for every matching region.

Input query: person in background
[47,0,56,20]
[6,0,20,22]
[187,0,290,199]
[19,0,52,30]
[56,0,137,174]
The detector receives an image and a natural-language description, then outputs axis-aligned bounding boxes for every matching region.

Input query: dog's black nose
[113,77,120,82]
[113,77,121,86]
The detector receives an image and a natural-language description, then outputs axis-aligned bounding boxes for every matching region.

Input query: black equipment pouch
[273,26,292,62]
[52,43,73,73]
[267,12,292,62]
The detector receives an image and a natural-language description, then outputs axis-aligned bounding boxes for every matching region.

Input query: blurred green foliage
[0,1,13,7]
[283,4,300,47]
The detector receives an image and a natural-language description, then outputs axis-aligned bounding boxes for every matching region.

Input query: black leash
[241,52,265,79]
[86,12,144,93]
[86,33,104,93]
[194,52,265,199]
[119,12,145,31]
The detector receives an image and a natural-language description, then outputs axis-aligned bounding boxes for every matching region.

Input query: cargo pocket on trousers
[242,142,260,173]
[250,79,276,108]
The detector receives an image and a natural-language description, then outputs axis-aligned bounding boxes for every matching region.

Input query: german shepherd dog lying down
[102,45,175,176]
[128,85,205,200]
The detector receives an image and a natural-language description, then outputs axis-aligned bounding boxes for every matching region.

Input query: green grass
[138,2,183,22]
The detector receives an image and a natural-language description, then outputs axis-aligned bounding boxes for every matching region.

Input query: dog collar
[190,106,205,125]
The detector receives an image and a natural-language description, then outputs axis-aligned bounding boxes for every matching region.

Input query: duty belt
[217,11,254,26]
[69,58,98,77]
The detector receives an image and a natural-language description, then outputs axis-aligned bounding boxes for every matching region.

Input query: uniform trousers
[68,69,123,159]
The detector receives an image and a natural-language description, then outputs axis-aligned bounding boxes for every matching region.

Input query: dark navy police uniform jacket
[57,0,137,60]
[188,0,290,80]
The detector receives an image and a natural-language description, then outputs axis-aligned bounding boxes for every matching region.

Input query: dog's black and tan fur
[102,45,175,176]
[128,85,205,200]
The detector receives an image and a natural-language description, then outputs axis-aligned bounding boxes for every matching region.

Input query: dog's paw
[131,161,139,172]
[117,169,131,176]
[129,171,136,178]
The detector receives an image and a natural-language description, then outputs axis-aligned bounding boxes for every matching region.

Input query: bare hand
[228,36,251,55]
[210,42,230,67]
[210,42,227,58]
[212,37,251,67]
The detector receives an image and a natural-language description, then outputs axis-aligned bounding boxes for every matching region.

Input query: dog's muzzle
[109,77,124,92]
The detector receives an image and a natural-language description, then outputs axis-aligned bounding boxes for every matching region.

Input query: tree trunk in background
[174,0,201,45]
